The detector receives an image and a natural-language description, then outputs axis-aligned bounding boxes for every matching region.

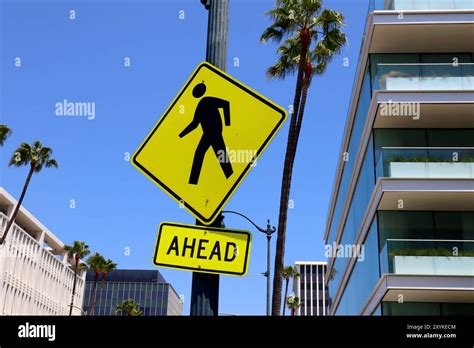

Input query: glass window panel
[328,137,376,307]
[370,53,474,91]
[382,302,440,315]
[335,217,380,315]
[378,211,434,250]
[374,129,427,150]
[379,211,474,275]
[427,129,474,147]
[441,303,474,315]
[370,54,420,90]
[327,63,372,244]
[434,212,474,240]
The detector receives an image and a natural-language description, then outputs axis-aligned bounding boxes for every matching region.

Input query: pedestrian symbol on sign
[179,82,234,185]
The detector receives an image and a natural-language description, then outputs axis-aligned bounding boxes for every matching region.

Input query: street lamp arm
[68,304,87,315]
[222,210,267,233]
[221,209,275,316]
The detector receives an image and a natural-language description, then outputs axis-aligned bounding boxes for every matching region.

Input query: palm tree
[281,265,300,315]
[92,258,117,316]
[64,241,90,316]
[0,141,58,244]
[115,299,143,316]
[0,124,11,146]
[100,258,117,288]
[86,252,105,316]
[286,295,304,316]
[261,0,346,315]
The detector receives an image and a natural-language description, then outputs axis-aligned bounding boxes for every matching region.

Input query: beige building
[0,187,86,315]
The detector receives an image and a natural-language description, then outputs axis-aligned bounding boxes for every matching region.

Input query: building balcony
[376,147,474,179]
[361,274,474,315]
[374,63,474,91]
[370,0,474,11]
[365,8,474,54]
[380,239,474,276]
[359,238,474,314]
[371,90,474,129]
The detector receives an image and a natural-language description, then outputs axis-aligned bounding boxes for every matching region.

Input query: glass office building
[324,1,474,315]
[83,269,183,316]
[293,262,329,316]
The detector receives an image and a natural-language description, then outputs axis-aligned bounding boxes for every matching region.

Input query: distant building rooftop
[86,269,166,283]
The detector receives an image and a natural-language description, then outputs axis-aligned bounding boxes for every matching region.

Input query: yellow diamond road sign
[132,62,287,224]
[153,222,252,276]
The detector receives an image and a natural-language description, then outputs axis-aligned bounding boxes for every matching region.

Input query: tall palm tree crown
[286,295,304,316]
[101,259,118,282]
[0,141,58,244]
[282,265,299,315]
[261,0,346,315]
[86,252,106,315]
[93,258,117,315]
[9,141,58,172]
[65,241,90,316]
[116,299,143,316]
[0,124,12,146]
[64,241,91,263]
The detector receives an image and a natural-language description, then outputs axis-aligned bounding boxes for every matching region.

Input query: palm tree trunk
[100,275,107,289]
[87,273,99,316]
[290,75,311,169]
[69,261,79,316]
[282,279,289,316]
[92,275,107,316]
[271,42,309,316]
[279,79,311,319]
[0,163,35,244]
[89,272,107,315]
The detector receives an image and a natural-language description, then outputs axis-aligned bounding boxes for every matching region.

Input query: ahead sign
[132,62,287,224]
[153,222,252,276]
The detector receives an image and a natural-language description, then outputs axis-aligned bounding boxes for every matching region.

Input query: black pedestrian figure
[179,82,234,185]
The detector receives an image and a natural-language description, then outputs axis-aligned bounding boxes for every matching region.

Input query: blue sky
[1,0,369,315]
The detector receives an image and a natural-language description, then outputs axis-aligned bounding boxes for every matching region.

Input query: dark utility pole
[202,0,228,70]
[190,216,223,316]
[190,0,229,316]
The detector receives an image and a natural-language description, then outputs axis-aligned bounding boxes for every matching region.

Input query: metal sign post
[191,0,228,315]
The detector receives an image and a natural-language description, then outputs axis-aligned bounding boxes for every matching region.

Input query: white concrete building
[293,261,329,316]
[0,187,86,315]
